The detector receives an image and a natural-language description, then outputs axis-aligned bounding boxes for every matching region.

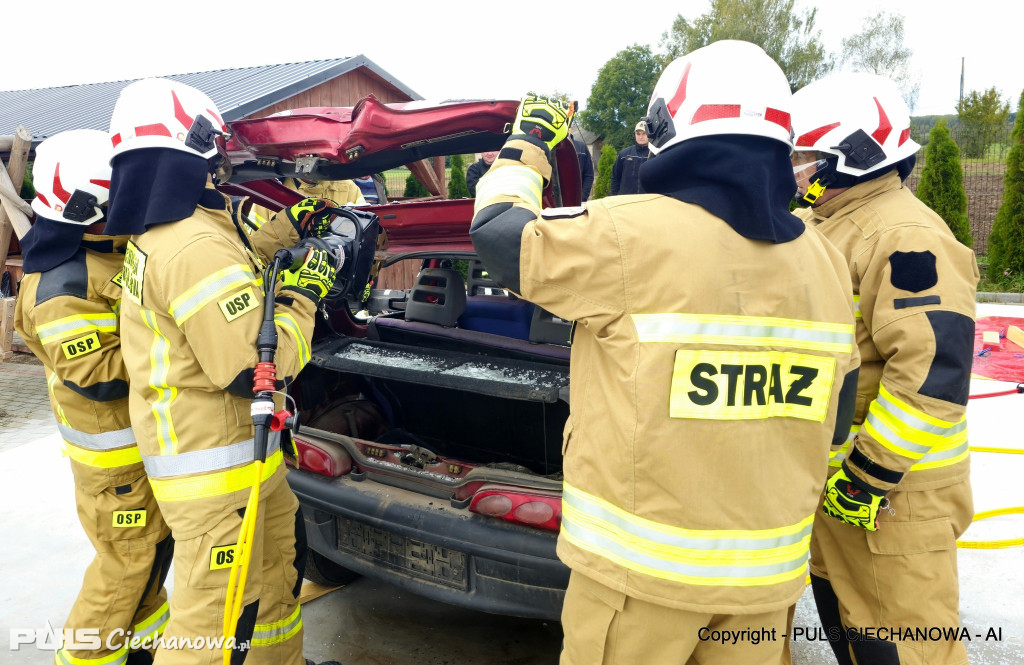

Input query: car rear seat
[366,265,570,363]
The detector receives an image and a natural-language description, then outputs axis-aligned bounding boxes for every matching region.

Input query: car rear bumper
[287,468,569,620]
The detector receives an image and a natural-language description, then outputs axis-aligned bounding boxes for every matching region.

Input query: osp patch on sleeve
[218,287,259,322]
[121,242,147,306]
[670,350,836,422]
[112,510,147,528]
[210,544,238,570]
[61,332,102,360]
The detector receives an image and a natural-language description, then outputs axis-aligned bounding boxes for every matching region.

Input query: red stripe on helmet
[111,133,122,147]
[36,192,50,208]
[898,128,911,146]
[206,107,225,130]
[667,62,693,116]
[690,104,741,124]
[795,122,840,147]
[871,97,892,145]
[172,90,195,131]
[765,107,791,131]
[52,163,73,204]
[90,179,111,189]
[135,124,172,138]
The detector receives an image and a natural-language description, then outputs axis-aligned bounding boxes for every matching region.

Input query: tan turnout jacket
[797,172,979,493]
[473,139,860,613]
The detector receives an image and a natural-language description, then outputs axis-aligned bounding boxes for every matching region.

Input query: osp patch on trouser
[809,478,974,665]
[58,461,173,665]
[559,572,794,665]
[154,475,303,665]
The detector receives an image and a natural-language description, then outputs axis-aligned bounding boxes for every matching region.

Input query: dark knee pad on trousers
[810,574,854,665]
[292,504,308,599]
[849,637,901,665]
[232,599,260,665]
[126,649,154,665]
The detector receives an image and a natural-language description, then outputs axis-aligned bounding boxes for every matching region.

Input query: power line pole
[959,57,965,107]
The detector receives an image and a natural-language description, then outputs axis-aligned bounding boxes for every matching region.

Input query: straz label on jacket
[670,350,836,422]
[218,287,258,322]
[112,510,147,528]
[210,544,238,570]
[122,242,147,306]
[61,332,102,359]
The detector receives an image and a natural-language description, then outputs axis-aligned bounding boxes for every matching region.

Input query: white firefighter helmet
[790,72,919,176]
[108,78,228,162]
[644,40,793,156]
[30,129,113,225]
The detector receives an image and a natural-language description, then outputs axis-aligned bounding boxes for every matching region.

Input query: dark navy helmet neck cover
[639,135,804,244]
[106,148,210,236]
[20,216,88,273]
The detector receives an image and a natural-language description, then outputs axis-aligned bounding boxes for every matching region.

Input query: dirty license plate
[336,516,468,589]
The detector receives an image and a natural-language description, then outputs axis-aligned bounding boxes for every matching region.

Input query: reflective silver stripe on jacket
[141,431,281,479]
[57,423,136,450]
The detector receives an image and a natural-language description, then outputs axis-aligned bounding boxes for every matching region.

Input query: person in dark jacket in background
[466,150,499,197]
[571,135,594,200]
[610,120,650,195]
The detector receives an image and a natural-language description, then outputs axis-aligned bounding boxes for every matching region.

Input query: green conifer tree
[988,90,1024,282]
[916,119,972,247]
[448,154,470,199]
[403,171,430,198]
[593,144,617,199]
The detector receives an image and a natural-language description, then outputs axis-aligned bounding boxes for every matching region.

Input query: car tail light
[469,486,561,532]
[292,435,353,477]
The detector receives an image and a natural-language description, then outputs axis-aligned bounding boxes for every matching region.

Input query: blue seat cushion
[458,296,534,340]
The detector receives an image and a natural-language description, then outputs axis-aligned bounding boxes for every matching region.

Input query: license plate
[335,516,468,589]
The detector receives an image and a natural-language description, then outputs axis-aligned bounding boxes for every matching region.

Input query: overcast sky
[2,0,1019,117]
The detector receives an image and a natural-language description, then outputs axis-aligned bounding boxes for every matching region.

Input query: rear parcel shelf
[310,337,569,403]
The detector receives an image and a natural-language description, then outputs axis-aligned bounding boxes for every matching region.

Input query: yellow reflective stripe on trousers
[148,449,283,502]
[474,165,544,213]
[561,483,812,587]
[37,313,117,345]
[862,384,967,460]
[251,604,302,647]
[853,294,861,318]
[631,313,854,354]
[169,264,259,326]
[132,600,170,641]
[274,313,310,368]
[140,309,178,456]
[55,646,127,665]
[64,443,143,468]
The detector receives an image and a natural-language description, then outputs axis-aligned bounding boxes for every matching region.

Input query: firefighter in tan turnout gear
[14,129,173,665]
[105,78,340,665]
[791,73,978,665]
[470,41,861,665]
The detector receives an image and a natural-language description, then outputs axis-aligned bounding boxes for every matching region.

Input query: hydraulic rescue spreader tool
[222,206,381,663]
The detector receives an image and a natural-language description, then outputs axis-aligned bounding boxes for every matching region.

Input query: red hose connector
[253,361,277,393]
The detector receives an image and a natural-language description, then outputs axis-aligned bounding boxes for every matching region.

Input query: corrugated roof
[0,55,420,145]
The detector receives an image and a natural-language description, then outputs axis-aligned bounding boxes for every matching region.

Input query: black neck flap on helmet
[105,148,210,235]
[20,216,89,273]
[639,134,805,244]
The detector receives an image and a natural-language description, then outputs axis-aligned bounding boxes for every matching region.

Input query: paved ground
[2,306,1022,664]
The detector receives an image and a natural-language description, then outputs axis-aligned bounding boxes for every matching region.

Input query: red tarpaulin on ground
[972,317,1024,382]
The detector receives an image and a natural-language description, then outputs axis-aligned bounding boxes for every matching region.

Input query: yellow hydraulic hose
[222,461,263,664]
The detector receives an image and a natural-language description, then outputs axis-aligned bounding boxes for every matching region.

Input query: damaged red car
[220,95,582,620]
